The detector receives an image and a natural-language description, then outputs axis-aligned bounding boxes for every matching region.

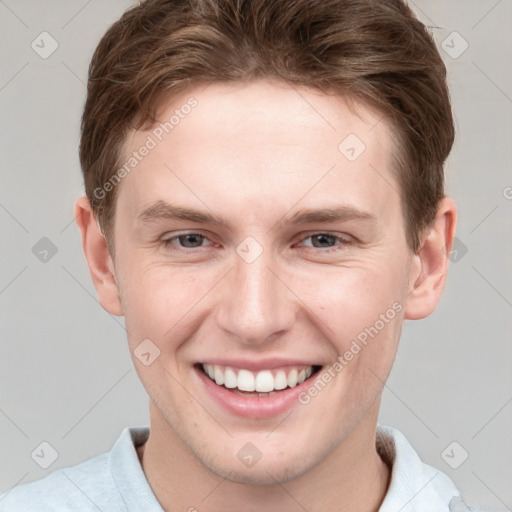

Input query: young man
[0,0,479,510]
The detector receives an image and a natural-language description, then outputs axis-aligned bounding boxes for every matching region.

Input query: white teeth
[205,364,215,380]
[255,370,274,392]
[202,364,315,392]
[214,366,224,386]
[274,370,288,390]
[237,369,255,391]
[224,368,237,388]
[287,369,298,388]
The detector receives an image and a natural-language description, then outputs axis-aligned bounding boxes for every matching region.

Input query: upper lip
[197,358,322,371]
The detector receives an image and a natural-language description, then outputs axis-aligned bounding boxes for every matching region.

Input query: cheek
[118,244,410,359]
[120,263,215,347]
[300,262,406,344]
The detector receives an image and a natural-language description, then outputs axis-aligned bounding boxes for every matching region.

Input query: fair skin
[75,80,456,512]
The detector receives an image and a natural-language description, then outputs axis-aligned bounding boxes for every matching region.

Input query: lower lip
[195,366,319,419]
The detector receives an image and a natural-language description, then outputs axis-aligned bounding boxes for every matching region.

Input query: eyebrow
[288,206,376,224]
[137,200,228,226]
[137,200,376,227]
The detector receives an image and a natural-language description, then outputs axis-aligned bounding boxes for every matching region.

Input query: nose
[214,247,297,346]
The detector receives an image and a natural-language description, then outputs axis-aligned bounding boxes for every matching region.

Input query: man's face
[112,80,416,483]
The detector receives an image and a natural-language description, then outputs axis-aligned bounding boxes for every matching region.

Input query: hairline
[100,80,421,261]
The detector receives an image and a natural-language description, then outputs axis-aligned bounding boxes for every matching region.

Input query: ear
[74,196,123,316]
[404,197,457,320]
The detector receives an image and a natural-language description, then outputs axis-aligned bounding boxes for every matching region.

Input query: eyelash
[160,232,352,253]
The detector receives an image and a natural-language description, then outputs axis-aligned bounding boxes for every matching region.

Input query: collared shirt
[0,425,479,511]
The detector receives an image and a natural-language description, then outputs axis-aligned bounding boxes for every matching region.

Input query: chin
[209,459,311,486]
[193,444,321,487]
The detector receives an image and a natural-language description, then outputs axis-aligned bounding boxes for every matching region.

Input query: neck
[138,404,390,512]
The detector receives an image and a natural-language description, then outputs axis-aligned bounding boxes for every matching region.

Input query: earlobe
[74,196,124,316]
[404,197,457,320]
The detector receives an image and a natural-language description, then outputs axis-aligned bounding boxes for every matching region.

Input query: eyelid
[309,231,350,240]
[160,230,353,251]
[161,229,211,239]
[161,231,214,249]
[296,231,353,248]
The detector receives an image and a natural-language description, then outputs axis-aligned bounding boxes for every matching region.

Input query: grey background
[1,0,511,509]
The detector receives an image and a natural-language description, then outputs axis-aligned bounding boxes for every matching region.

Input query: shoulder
[0,451,123,512]
[0,426,151,512]
[376,425,487,512]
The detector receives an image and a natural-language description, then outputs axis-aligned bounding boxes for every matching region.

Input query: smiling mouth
[198,363,322,396]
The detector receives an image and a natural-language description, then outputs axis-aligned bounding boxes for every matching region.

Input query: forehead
[146,80,390,149]
[116,80,399,225]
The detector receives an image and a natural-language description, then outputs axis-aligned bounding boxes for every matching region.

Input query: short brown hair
[79,0,454,254]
